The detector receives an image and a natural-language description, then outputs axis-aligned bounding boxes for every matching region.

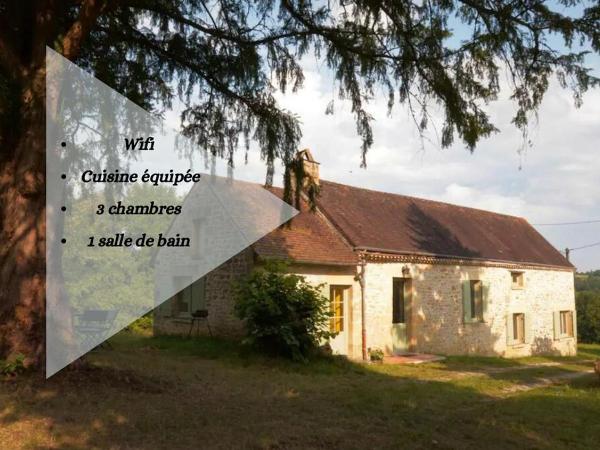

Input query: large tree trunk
[0,65,47,367]
[0,0,105,370]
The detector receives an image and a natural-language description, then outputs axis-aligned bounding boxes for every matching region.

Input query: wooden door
[329,285,349,355]
[391,277,410,354]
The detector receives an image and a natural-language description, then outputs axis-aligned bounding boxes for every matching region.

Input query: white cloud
[159,56,599,271]
[271,63,600,271]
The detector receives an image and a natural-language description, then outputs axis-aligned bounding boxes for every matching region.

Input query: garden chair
[73,309,118,349]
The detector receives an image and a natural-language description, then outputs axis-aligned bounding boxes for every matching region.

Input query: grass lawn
[1,334,599,450]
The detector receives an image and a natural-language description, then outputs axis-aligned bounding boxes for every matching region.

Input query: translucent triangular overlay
[45,48,298,377]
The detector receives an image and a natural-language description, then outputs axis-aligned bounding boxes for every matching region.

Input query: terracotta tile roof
[253,187,357,265]
[315,180,573,269]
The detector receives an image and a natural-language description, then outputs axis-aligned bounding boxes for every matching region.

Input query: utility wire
[531,219,600,258]
[569,241,600,252]
[533,219,600,226]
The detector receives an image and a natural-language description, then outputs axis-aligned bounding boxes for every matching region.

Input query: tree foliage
[576,271,600,343]
[576,291,600,343]
[576,271,600,292]
[1,1,599,181]
[63,184,181,315]
[233,261,334,361]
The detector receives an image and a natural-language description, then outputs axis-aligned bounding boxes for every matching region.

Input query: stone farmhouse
[154,150,577,359]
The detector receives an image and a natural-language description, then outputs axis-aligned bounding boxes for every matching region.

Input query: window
[507,312,530,345]
[560,311,574,337]
[392,278,405,324]
[330,286,345,333]
[470,281,483,322]
[173,276,192,315]
[513,313,525,344]
[172,277,206,317]
[511,271,525,289]
[463,280,485,323]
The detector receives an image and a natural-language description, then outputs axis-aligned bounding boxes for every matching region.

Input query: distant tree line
[575,272,600,344]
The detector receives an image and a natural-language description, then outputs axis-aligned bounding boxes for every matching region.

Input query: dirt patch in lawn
[3,364,172,394]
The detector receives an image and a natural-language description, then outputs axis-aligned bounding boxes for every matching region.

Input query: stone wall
[155,253,576,358]
[363,262,576,357]
[154,248,253,337]
[154,258,364,356]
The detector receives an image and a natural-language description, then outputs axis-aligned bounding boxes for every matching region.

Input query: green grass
[577,343,600,359]
[1,334,599,449]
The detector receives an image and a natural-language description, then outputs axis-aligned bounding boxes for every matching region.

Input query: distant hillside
[576,271,600,292]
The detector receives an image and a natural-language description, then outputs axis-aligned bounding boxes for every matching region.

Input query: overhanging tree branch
[62,0,110,60]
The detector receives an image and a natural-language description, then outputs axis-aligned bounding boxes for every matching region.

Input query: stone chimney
[285,149,320,207]
[296,148,320,187]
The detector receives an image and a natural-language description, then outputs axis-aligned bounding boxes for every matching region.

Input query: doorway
[329,285,351,355]
[391,277,412,354]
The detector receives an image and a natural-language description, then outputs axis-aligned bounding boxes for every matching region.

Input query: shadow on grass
[1,334,600,449]
[109,332,368,377]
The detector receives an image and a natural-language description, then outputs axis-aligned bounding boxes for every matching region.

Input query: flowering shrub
[234,261,335,362]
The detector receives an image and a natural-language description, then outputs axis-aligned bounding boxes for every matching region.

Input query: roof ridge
[319,179,527,222]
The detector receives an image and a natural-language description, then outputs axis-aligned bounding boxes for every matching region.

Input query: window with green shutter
[507,312,530,346]
[554,310,575,338]
[553,311,561,340]
[173,276,193,315]
[169,276,207,317]
[392,278,405,324]
[463,280,486,323]
[512,313,525,344]
[524,313,533,344]
[190,277,207,313]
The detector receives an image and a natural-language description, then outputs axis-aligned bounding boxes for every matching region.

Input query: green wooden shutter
[191,278,207,312]
[403,279,412,324]
[482,282,490,322]
[524,313,533,344]
[462,281,472,323]
[572,310,577,340]
[506,314,514,346]
[553,311,561,340]
[158,298,171,317]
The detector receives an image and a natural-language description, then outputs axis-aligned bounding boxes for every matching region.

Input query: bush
[1,354,26,376]
[576,291,600,343]
[368,348,384,363]
[234,261,335,361]
[127,314,153,334]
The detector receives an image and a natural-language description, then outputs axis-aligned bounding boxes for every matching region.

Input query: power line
[534,219,600,226]
[569,241,600,252]
[563,240,600,262]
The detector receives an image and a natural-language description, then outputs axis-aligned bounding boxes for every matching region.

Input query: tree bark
[0,0,105,368]
[0,64,47,366]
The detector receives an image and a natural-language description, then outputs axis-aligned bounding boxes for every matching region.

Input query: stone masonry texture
[156,258,576,358]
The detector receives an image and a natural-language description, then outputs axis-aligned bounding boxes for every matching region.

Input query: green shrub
[1,354,26,376]
[368,347,384,363]
[234,261,335,361]
[576,291,600,343]
[128,314,153,334]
